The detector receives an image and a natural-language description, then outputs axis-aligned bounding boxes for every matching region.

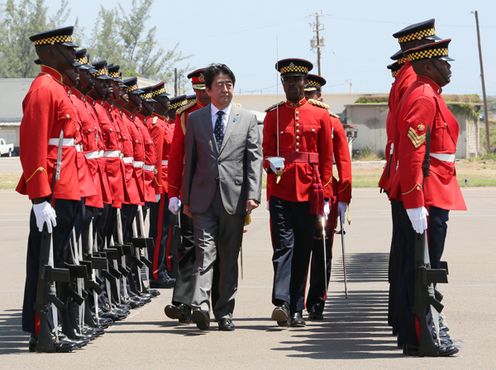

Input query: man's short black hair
[204,63,236,88]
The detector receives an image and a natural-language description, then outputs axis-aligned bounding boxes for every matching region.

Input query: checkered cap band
[108,71,120,78]
[125,84,139,92]
[151,87,167,97]
[141,92,154,99]
[398,28,436,44]
[92,67,108,77]
[306,80,321,88]
[170,100,187,110]
[407,47,449,62]
[279,65,309,75]
[33,35,74,45]
[392,70,399,78]
[76,56,89,65]
[398,57,408,65]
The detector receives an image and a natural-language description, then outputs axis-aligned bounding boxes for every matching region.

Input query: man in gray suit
[182,63,262,331]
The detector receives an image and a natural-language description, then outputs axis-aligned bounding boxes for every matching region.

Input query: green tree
[0,0,70,78]
[88,0,190,87]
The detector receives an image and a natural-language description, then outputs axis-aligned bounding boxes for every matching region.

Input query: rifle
[413,232,448,356]
[35,130,72,352]
[338,214,349,299]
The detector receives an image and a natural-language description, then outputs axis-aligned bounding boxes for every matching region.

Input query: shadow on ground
[0,309,29,355]
[274,252,400,359]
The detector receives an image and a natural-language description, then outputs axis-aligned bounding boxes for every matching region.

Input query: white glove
[168,196,181,215]
[267,156,285,176]
[338,202,348,221]
[406,206,429,234]
[32,201,57,233]
[323,201,330,218]
[155,194,161,203]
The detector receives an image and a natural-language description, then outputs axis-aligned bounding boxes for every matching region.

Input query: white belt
[161,160,169,166]
[133,161,144,168]
[430,153,455,163]
[48,138,75,147]
[85,150,101,160]
[123,157,134,164]
[389,143,394,155]
[75,144,83,153]
[144,164,155,172]
[103,150,121,158]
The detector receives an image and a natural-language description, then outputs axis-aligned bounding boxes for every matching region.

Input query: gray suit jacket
[182,104,262,215]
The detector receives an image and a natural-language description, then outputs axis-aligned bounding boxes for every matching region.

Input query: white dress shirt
[210,103,232,134]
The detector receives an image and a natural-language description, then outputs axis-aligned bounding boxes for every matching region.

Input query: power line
[310,11,325,76]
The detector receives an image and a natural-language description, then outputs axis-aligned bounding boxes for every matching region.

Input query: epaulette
[308,98,330,110]
[265,101,285,113]
[176,100,196,116]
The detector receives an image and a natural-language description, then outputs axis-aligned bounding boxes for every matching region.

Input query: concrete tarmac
[0,187,495,369]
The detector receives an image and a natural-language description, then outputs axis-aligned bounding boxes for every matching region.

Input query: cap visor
[62,42,79,48]
[439,56,454,61]
[96,75,112,80]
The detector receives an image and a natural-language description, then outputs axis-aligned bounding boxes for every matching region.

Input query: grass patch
[351,159,496,188]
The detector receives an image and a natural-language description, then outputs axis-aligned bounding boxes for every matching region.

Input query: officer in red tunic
[164,68,211,323]
[381,19,443,336]
[389,39,465,356]
[17,26,83,352]
[303,74,352,320]
[142,82,176,288]
[263,58,334,327]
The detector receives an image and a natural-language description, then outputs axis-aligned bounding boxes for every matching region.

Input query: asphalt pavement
[0,187,495,369]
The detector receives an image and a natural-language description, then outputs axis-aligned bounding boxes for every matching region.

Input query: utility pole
[174,68,178,96]
[310,11,325,76]
[473,10,491,152]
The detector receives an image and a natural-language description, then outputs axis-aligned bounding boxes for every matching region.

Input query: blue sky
[47,0,496,95]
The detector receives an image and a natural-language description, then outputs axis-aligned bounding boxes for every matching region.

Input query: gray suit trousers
[191,187,244,319]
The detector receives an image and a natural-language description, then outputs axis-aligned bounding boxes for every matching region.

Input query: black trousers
[148,194,171,280]
[306,200,338,313]
[427,206,449,269]
[22,199,80,335]
[387,200,402,330]
[269,196,316,313]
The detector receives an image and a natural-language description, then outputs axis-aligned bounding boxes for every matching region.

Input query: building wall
[345,104,479,159]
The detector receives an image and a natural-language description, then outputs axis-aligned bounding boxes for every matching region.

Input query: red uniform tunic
[67,88,101,206]
[167,100,206,198]
[110,105,141,205]
[136,113,157,203]
[92,100,125,207]
[330,115,352,203]
[86,96,112,205]
[160,117,174,194]
[124,110,146,204]
[119,109,143,205]
[16,66,81,201]
[262,98,334,202]
[379,62,417,193]
[146,114,166,196]
[389,76,466,211]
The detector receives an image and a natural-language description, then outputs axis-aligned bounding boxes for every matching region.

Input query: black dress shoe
[438,342,459,357]
[289,311,305,327]
[307,306,324,321]
[218,318,235,331]
[191,309,210,330]
[150,277,176,289]
[271,303,290,325]
[164,303,191,322]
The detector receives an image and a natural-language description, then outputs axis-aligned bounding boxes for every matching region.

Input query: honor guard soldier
[17,26,86,352]
[382,19,442,336]
[303,74,352,320]
[389,39,466,356]
[263,58,334,327]
[164,68,211,323]
[167,95,187,122]
[142,82,176,288]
